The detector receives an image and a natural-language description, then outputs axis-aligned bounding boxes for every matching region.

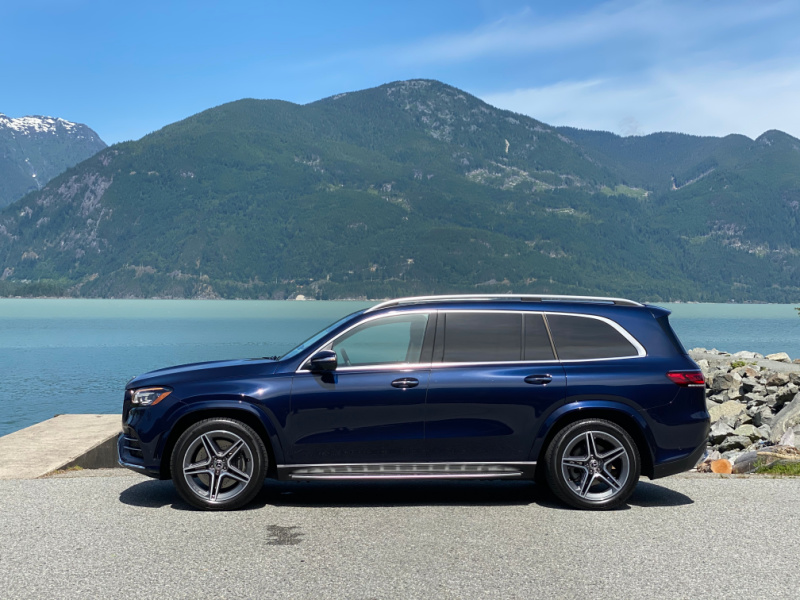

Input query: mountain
[0,79,799,301]
[0,113,106,208]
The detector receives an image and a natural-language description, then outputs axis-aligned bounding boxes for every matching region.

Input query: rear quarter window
[547,314,639,360]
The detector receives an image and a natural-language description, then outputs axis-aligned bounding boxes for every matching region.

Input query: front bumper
[117,433,160,478]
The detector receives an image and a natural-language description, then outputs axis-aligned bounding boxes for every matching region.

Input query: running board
[277,462,537,481]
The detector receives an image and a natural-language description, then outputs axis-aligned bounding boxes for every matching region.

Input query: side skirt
[276,461,537,481]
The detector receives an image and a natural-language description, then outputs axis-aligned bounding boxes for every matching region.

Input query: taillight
[666,371,705,386]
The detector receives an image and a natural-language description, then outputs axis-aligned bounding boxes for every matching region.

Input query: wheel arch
[533,403,655,481]
[159,404,283,480]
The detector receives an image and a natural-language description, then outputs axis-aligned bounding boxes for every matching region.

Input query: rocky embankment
[689,348,800,474]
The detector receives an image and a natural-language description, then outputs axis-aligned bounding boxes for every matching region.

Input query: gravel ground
[1,471,798,599]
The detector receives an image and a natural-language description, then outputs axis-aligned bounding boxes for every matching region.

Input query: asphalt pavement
[1,470,798,599]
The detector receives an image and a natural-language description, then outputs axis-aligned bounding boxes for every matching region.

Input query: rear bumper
[650,441,707,479]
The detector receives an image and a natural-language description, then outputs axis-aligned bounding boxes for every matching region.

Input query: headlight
[132,387,172,406]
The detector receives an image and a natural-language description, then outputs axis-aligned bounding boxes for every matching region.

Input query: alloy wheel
[181,429,255,504]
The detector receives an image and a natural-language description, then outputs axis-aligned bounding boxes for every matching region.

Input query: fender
[158,397,287,467]
[529,399,657,469]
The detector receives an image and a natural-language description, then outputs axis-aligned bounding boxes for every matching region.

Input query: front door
[287,312,432,464]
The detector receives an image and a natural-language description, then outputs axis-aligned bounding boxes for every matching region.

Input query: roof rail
[365,294,643,312]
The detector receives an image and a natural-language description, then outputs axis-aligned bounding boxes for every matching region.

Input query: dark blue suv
[119,294,709,510]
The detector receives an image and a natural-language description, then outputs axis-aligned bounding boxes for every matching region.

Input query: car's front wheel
[545,418,640,510]
[171,418,268,510]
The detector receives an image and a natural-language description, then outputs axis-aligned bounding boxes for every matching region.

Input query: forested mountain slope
[1,80,798,301]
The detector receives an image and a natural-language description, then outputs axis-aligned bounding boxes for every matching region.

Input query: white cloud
[396,0,799,66]
[482,61,800,139]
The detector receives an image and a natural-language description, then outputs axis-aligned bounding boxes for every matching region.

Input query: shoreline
[0,296,797,303]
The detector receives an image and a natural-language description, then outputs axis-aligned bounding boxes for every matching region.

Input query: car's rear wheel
[545,419,640,510]
[171,418,267,510]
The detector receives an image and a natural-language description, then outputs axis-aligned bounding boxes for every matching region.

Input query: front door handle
[391,377,419,389]
[524,374,552,385]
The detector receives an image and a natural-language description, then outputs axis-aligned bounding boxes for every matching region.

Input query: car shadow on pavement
[119,478,692,511]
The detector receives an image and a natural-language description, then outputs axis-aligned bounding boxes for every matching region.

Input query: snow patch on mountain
[0,113,78,135]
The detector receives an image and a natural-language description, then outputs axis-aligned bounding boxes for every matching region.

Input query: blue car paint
[119,299,710,483]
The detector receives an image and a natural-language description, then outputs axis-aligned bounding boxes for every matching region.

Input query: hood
[127,357,279,389]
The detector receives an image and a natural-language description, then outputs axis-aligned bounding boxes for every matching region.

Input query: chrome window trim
[295,309,433,373]
[543,311,646,359]
[316,363,432,373]
[295,307,646,373]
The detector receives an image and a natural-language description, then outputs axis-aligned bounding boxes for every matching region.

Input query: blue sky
[3,0,800,144]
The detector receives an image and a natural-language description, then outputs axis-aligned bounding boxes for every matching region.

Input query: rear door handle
[524,374,552,385]
[391,377,419,389]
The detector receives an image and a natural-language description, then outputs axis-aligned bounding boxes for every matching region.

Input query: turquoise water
[0,300,798,437]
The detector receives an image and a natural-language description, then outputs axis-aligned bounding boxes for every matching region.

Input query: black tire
[170,418,268,510]
[544,418,640,510]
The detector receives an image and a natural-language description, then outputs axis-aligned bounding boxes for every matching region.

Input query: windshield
[279,309,366,362]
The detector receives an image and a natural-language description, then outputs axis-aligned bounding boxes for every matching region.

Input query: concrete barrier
[0,414,121,479]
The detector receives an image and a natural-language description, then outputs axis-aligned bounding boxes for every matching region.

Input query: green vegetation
[756,461,800,476]
[1,80,800,300]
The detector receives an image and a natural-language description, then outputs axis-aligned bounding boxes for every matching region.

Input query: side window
[524,314,555,360]
[547,314,638,360]
[443,312,521,363]
[330,313,429,366]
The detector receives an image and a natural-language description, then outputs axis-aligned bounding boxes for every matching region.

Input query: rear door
[424,311,566,462]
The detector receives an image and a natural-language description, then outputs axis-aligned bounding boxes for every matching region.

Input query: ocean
[1,299,798,437]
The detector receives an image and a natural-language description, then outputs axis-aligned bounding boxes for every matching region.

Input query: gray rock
[735,413,753,427]
[766,352,792,363]
[740,366,760,378]
[733,424,764,441]
[763,394,779,408]
[710,372,742,393]
[779,429,796,448]
[696,359,710,377]
[708,401,746,423]
[743,392,767,406]
[751,407,774,428]
[768,393,800,443]
[734,351,764,360]
[721,450,743,463]
[732,451,760,474]
[707,392,731,404]
[730,365,758,379]
[757,424,771,439]
[767,372,791,387]
[718,414,739,429]
[775,385,799,409]
[718,435,752,452]
[709,421,734,444]
[741,378,764,394]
